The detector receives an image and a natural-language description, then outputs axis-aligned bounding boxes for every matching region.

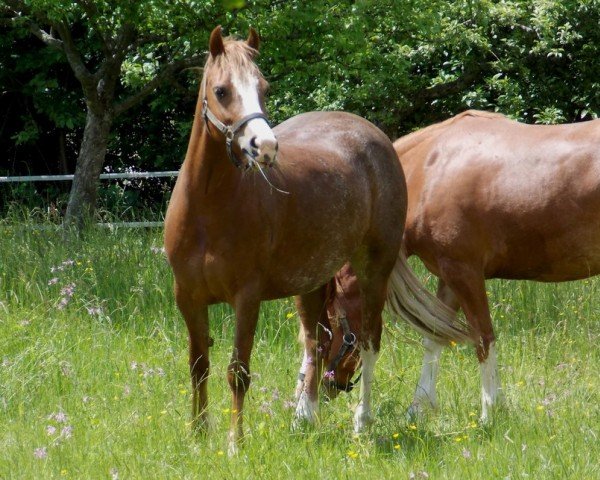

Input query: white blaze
[232,72,277,163]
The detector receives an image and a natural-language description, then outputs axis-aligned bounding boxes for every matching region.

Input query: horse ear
[209,25,225,57]
[247,27,260,52]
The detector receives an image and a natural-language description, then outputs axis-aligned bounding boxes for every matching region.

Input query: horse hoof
[227,440,239,457]
[405,403,426,422]
[406,398,438,422]
[353,405,374,433]
[190,414,210,436]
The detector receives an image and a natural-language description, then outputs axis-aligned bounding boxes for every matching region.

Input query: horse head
[296,265,363,400]
[319,311,362,399]
[202,26,278,169]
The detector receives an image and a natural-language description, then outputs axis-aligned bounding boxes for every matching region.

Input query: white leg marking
[407,338,443,419]
[353,347,378,433]
[227,430,239,457]
[294,390,318,425]
[294,350,309,400]
[480,341,503,422]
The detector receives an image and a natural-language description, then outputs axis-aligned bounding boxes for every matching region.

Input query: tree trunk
[63,107,113,228]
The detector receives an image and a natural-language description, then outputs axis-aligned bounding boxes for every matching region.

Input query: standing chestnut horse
[316,110,600,421]
[164,27,468,452]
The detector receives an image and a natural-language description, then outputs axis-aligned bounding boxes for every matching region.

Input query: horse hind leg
[351,252,393,433]
[408,279,460,420]
[438,262,503,422]
[293,285,328,426]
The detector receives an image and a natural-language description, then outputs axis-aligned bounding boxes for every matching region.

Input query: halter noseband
[202,99,270,169]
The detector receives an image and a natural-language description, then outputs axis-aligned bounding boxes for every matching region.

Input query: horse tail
[386,252,473,344]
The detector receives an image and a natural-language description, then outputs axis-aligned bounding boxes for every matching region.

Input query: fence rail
[1,170,179,228]
[0,171,179,183]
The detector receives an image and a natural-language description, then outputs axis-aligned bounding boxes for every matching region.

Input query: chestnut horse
[315,110,600,421]
[164,27,468,453]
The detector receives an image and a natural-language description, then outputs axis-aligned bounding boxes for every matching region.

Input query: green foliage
[1,0,599,213]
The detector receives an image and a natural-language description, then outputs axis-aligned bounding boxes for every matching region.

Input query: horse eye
[214,86,226,100]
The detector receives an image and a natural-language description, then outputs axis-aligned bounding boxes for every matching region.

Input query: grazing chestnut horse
[314,110,600,421]
[164,27,468,452]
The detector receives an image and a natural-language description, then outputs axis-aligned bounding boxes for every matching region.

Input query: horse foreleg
[227,297,260,455]
[294,349,310,400]
[408,279,460,419]
[293,286,328,425]
[175,286,211,433]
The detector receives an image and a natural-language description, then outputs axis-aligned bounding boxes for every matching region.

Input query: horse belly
[270,257,347,298]
[531,232,600,282]
[264,222,364,298]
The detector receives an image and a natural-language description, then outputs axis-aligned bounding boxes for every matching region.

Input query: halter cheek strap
[202,99,270,169]
[324,315,361,393]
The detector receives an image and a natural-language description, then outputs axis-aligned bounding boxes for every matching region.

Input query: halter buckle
[343,332,356,346]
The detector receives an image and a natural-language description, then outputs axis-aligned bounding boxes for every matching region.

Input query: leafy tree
[1,0,598,220]
[1,0,220,226]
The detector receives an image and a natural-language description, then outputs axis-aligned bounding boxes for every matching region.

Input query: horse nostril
[250,136,258,149]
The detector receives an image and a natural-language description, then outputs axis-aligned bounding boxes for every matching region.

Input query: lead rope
[254,160,290,195]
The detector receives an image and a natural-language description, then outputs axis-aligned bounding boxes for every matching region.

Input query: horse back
[397,111,600,281]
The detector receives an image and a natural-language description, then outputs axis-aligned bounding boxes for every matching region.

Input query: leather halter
[202,99,270,168]
[324,315,361,393]
[297,314,362,394]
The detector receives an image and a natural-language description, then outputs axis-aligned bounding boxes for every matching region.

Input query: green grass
[0,222,598,479]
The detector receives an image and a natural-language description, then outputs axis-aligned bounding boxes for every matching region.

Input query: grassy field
[1,224,598,479]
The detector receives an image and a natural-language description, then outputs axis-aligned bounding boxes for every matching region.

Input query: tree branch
[74,0,111,58]
[3,1,64,50]
[26,21,64,49]
[52,21,97,101]
[388,62,489,138]
[114,55,203,116]
[420,66,484,101]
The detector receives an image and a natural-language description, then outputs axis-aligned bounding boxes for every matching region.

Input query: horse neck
[180,103,241,210]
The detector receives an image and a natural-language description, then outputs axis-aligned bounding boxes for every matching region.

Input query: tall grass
[0,220,598,479]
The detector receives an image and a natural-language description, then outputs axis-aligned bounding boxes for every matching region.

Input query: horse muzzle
[243,136,278,168]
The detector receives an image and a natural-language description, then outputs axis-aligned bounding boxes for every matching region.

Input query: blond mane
[200,37,261,97]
